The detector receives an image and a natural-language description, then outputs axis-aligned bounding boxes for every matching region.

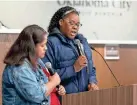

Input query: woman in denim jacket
[2,25,63,105]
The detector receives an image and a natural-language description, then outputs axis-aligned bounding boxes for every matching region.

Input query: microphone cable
[90,46,121,86]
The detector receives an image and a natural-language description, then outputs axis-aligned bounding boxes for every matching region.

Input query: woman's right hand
[49,73,60,86]
[45,73,61,96]
[74,55,87,72]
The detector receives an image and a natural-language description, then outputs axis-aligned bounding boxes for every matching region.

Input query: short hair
[48,6,79,33]
[4,24,47,66]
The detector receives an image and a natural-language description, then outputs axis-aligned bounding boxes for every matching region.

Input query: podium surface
[62,84,137,105]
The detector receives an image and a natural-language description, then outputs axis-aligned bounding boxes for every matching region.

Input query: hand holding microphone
[48,73,60,86]
[74,55,87,72]
[45,62,60,86]
[74,39,88,72]
[45,62,66,95]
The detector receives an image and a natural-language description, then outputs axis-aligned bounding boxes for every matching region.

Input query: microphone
[45,62,55,75]
[90,46,121,86]
[74,39,85,56]
[74,39,89,73]
[45,62,60,89]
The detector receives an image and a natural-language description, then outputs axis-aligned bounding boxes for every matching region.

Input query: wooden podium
[62,84,137,105]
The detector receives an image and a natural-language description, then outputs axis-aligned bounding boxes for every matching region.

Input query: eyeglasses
[63,19,82,28]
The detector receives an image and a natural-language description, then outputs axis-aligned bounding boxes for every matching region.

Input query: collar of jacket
[49,28,86,44]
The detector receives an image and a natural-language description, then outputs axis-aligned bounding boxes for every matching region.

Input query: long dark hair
[48,6,79,33]
[4,24,47,66]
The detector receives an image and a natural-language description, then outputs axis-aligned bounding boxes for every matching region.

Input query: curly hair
[48,6,79,33]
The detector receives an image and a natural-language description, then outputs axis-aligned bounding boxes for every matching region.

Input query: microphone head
[74,39,80,45]
[90,46,95,50]
[45,62,52,69]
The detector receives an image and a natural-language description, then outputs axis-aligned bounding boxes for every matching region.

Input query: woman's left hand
[57,85,66,95]
[88,83,99,91]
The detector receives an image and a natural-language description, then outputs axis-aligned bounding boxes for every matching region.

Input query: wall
[92,44,137,88]
[0,33,18,105]
[0,1,56,29]
[0,1,137,40]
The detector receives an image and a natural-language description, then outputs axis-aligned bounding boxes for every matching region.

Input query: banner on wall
[56,0,136,41]
[0,0,137,41]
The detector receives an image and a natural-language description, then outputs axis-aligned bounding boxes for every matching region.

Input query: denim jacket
[2,59,50,105]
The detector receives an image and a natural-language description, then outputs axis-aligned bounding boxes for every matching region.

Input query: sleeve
[42,40,77,81]
[56,66,76,80]
[88,58,98,84]
[12,66,49,104]
[83,38,97,84]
